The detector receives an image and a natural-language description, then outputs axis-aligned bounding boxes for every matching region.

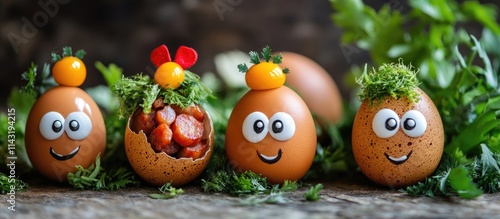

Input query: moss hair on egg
[356,59,421,106]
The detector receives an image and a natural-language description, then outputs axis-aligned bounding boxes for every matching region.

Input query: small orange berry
[52,56,87,87]
[154,62,185,89]
[245,62,286,90]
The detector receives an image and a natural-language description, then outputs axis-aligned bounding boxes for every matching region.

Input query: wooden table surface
[3,174,500,219]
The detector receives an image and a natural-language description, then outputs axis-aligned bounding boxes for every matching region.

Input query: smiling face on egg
[25,86,106,182]
[225,86,316,184]
[352,88,444,188]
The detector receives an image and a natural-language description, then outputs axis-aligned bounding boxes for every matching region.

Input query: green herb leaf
[67,155,140,190]
[0,172,28,194]
[149,182,184,199]
[95,61,123,87]
[304,183,323,201]
[448,166,483,199]
[261,46,272,62]
[249,51,260,64]
[237,63,249,73]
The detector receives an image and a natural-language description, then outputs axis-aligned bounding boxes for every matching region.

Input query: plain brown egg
[278,52,343,124]
[225,86,316,184]
[25,86,106,182]
[125,106,214,186]
[352,88,444,188]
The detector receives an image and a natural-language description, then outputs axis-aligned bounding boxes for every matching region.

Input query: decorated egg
[225,46,317,184]
[116,45,214,186]
[25,51,106,182]
[352,62,444,188]
[279,52,343,124]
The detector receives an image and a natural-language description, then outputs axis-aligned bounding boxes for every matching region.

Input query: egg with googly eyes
[352,62,444,188]
[226,86,316,184]
[226,46,317,184]
[25,86,106,182]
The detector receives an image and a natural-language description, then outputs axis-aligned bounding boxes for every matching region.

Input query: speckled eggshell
[225,86,316,184]
[25,86,106,182]
[352,88,444,188]
[279,52,343,124]
[125,107,214,186]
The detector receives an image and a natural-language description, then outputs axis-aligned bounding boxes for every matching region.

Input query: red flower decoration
[150,45,198,69]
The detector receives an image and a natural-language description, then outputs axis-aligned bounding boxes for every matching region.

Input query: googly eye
[269,112,295,141]
[372,108,400,138]
[64,112,92,140]
[242,111,269,143]
[401,110,427,138]
[39,111,65,140]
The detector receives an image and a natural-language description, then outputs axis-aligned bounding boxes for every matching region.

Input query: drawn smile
[50,146,80,161]
[256,149,282,164]
[384,150,413,165]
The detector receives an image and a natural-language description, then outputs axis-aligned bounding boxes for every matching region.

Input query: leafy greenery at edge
[331,0,500,198]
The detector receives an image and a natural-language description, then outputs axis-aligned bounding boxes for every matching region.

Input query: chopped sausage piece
[177,140,208,160]
[149,123,174,153]
[152,98,165,110]
[172,114,204,147]
[161,142,181,155]
[171,104,204,122]
[182,105,205,121]
[131,108,156,135]
[154,105,176,125]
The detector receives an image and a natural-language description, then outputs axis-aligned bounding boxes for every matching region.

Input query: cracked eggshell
[352,88,444,188]
[278,52,343,124]
[125,107,214,186]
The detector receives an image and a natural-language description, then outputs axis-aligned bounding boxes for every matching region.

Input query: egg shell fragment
[125,107,214,186]
[352,88,444,188]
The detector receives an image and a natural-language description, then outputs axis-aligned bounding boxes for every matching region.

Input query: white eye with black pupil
[372,109,400,138]
[242,111,269,143]
[269,112,295,141]
[385,118,398,131]
[39,111,65,140]
[401,110,427,137]
[64,112,92,140]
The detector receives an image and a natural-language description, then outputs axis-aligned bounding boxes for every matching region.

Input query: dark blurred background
[1,0,497,108]
[0,0,375,108]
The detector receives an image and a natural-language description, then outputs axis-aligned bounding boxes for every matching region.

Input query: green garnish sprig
[113,70,212,118]
[51,46,86,62]
[357,59,420,106]
[237,46,290,74]
[149,182,184,199]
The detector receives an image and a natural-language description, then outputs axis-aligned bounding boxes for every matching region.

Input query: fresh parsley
[304,183,323,202]
[149,182,184,199]
[113,70,212,118]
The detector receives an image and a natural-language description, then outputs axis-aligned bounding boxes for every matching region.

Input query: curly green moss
[357,60,420,106]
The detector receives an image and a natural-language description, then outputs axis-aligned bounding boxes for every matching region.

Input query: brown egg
[352,88,444,188]
[225,86,316,184]
[25,86,106,182]
[125,106,214,186]
[278,52,343,124]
